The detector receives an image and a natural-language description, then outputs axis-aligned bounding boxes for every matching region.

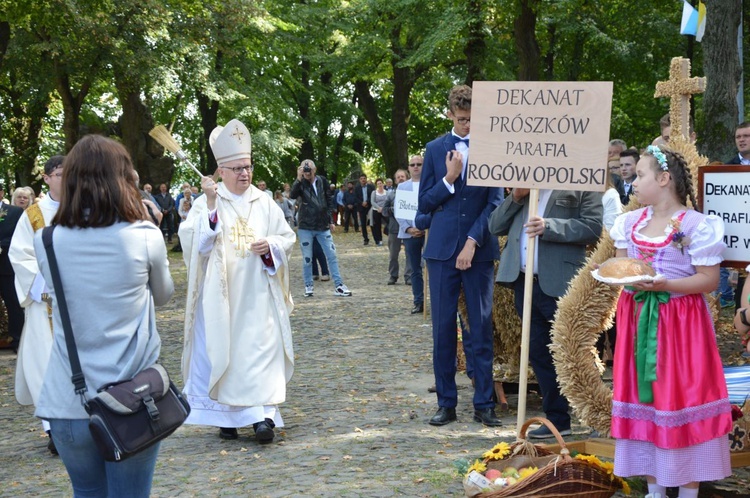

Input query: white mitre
[209,119,252,165]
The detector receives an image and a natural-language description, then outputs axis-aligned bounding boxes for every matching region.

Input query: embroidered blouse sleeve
[609,212,628,249]
[688,215,725,266]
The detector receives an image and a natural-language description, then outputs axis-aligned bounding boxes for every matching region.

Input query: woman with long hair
[34,135,174,497]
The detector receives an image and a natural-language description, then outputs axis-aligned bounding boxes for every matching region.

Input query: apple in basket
[484,469,502,481]
[501,466,519,478]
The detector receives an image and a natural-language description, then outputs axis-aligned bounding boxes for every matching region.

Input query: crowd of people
[0,85,748,497]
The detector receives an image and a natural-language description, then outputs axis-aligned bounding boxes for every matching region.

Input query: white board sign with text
[699,165,750,267]
[393,189,418,222]
[468,81,613,192]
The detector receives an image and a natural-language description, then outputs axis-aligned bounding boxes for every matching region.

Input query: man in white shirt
[396,155,427,314]
[619,149,639,206]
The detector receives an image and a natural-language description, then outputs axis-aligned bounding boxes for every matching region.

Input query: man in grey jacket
[489,188,602,438]
[382,169,411,286]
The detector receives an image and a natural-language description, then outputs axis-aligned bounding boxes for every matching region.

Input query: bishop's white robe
[180,184,295,427]
[9,196,59,406]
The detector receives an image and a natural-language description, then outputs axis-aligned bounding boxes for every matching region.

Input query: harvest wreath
[460,418,630,498]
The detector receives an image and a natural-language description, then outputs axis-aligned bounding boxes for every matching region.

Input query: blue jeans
[298,229,344,287]
[718,267,734,302]
[404,237,424,305]
[311,237,329,277]
[49,418,160,498]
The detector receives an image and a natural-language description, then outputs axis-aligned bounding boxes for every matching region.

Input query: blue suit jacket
[418,133,503,262]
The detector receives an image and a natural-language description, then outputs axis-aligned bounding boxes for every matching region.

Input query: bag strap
[42,226,89,403]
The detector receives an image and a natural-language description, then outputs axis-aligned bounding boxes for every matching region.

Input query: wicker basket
[474,417,622,498]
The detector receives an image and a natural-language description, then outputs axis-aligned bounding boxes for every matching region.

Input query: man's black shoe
[473,408,502,427]
[219,427,238,440]
[364,239,369,245]
[253,419,275,444]
[411,304,424,314]
[429,407,456,426]
[387,277,397,285]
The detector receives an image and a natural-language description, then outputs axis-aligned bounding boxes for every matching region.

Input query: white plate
[591,269,664,286]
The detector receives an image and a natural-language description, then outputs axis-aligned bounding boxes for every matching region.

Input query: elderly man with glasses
[179,119,296,445]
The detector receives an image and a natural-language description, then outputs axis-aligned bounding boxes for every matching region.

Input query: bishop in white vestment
[180,119,295,444]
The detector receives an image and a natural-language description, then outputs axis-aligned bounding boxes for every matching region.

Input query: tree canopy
[0,0,745,193]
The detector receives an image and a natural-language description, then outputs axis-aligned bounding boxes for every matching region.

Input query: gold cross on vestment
[654,57,706,141]
[229,218,255,257]
[231,125,246,143]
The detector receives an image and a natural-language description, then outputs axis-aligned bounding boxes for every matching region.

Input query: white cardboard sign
[699,166,750,267]
[394,189,418,221]
[467,81,613,192]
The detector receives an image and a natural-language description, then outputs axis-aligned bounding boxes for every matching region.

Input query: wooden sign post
[469,81,613,436]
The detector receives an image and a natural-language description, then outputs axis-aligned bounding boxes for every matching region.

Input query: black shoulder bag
[42,226,190,462]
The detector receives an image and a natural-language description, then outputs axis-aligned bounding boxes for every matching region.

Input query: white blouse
[610,207,725,267]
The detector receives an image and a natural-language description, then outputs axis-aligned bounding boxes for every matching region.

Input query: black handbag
[42,226,190,462]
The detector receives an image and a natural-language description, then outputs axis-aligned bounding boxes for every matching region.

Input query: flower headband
[646,145,668,171]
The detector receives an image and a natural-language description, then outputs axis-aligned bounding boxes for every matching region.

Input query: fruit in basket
[484,469,502,481]
[505,476,518,486]
[501,466,519,478]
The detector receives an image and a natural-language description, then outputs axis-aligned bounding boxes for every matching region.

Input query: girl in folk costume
[609,146,732,498]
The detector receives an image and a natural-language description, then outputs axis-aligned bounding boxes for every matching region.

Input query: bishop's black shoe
[429,407,457,426]
[219,427,238,440]
[253,418,276,444]
[410,304,424,314]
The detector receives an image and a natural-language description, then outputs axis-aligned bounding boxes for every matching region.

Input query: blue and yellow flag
[681,1,706,42]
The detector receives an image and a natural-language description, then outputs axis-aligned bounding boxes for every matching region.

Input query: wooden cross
[654,57,706,141]
[231,124,246,143]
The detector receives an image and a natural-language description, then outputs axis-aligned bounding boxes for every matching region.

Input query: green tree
[701,0,742,162]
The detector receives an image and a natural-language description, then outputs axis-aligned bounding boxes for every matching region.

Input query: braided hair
[645,145,697,208]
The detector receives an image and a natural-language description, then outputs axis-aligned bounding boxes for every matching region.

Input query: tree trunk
[701,0,742,162]
[355,80,391,172]
[298,59,315,164]
[514,0,540,81]
[55,72,83,152]
[197,93,219,176]
[544,23,556,80]
[114,74,174,188]
[464,0,487,84]
[197,49,223,176]
[390,63,415,178]
[10,97,48,192]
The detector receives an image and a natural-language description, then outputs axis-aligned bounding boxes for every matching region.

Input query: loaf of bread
[598,257,655,279]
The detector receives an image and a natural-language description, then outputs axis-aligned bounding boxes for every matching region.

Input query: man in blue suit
[418,85,504,427]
